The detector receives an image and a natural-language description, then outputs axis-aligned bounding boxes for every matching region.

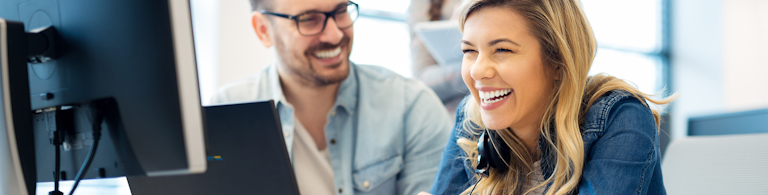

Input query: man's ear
[252,12,273,48]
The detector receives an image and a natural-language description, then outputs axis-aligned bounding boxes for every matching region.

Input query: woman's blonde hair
[454,0,677,194]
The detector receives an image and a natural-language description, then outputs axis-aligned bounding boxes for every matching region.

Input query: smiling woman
[460,8,557,132]
[427,0,678,194]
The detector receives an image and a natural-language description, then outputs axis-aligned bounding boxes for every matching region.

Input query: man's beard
[275,35,352,87]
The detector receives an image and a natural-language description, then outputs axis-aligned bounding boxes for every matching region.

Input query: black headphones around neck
[476,129,512,173]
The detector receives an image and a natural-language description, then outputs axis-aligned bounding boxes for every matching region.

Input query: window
[354,0,410,20]
[349,0,413,77]
[352,0,670,95]
[582,0,669,95]
[350,17,412,77]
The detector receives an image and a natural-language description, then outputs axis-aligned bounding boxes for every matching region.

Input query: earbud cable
[469,177,483,195]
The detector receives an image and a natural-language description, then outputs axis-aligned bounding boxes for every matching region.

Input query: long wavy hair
[454,0,677,194]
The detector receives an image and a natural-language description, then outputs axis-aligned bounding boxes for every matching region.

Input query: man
[211,0,452,194]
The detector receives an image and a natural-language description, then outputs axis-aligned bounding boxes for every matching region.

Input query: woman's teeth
[314,47,342,59]
[479,89,512,104]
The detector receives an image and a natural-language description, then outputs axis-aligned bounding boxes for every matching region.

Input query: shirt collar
[267,62,358,114]
[335,62,357,115]
[268,64,291,109]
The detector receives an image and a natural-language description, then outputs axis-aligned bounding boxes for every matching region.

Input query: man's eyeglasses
[261,1,359,36]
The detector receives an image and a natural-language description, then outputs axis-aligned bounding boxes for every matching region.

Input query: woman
[423,0,676,194]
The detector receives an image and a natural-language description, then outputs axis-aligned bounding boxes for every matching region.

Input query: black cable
[49,141,63,195]
[54,144,60,191]
[49,110,64,195]
[469,177,483,195]
[67,123,100,195]
[68,103,105,195]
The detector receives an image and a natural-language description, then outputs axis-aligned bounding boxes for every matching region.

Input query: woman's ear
[547,63,562,81]
[251,12,273,48]
[553,65,561,81]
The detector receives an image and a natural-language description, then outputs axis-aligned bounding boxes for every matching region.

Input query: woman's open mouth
[478,88,512,110]
[480,89,512,104]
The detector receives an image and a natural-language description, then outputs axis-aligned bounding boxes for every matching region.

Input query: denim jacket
[211,63,453,195]
[429,90,666,195]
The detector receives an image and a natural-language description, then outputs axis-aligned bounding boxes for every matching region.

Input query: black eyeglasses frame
[260,1,359,36]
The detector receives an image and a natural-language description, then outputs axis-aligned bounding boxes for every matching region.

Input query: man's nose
[317,17,344,44]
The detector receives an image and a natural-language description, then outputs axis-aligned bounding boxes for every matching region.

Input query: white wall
[671,0,726,139]
[191,0,221,106]
[670,0,768,139]
[216,0,276,91]
[193,0,275,105]
[723,0,768,112]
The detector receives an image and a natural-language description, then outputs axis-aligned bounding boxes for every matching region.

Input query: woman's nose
[470,55,496,81]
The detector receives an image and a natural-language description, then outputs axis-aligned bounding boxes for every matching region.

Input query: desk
[36,177,131,195]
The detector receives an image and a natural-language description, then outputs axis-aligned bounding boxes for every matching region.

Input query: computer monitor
[0,0,206,194]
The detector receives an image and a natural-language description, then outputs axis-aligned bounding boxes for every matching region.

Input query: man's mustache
[306,36,351,53]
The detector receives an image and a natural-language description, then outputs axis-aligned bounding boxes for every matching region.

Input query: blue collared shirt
[430,90,667,195]
[212,62,452,195]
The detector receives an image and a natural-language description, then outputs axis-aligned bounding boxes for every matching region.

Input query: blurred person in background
[422,0,677,194]
[407,0,468,117]
[212,0,452,194]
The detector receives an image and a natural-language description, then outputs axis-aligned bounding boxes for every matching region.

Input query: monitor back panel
[126,101,300,195]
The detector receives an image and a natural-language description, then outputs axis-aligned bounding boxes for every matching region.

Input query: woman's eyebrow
[461,39,520,47]
[489,38,520,46]
[461,40,474,46]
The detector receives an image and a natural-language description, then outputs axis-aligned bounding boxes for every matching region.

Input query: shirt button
[338,188,343,193]
[284,132,291,138]
[331,110,337,116]
[363,180,370,188]
[330,139,336,144]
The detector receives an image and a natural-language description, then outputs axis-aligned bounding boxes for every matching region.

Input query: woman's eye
[496,48,513,53]
[462,49,476,54]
